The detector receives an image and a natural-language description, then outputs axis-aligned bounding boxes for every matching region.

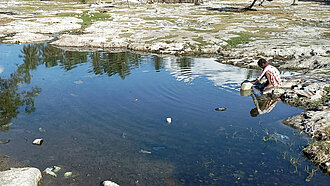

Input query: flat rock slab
[0,167,42,186]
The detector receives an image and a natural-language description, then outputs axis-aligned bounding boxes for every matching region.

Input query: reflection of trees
[2,43,172,130]
[176,57,193,79]
[62,51,88,71]
[40,44,145,79]
[41,44,63,68]
[152,55,164,72]
[1,44,42,130]
[177,57,192,69]
[89,51,143,79]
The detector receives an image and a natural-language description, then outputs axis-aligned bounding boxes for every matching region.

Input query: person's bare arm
[250,79,258,85]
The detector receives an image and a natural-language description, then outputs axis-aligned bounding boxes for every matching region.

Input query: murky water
[0,44,329,185]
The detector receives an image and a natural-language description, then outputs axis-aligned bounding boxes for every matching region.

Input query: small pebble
[53,166,61,173]
[0,139,10,144]
[32,138,43,145]
[215,107,227,111]
[64,171,73,178]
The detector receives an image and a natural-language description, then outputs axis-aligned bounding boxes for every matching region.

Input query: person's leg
[265,71,274,89]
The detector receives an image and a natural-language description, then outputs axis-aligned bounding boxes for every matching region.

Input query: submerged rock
[64,171,72,178]
[0,167,42,186]
[0,139,10,144]
[52,166,61,173]
[73,80,83,85]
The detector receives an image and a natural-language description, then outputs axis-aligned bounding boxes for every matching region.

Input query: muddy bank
[0,0,329,176]
[0,153,24,171]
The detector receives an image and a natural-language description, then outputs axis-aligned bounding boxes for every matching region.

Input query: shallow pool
[0,44,328,185]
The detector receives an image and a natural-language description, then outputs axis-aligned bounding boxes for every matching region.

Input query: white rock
[52,166,61,173]
[166,117,172,124]
[32,138,43,145]
[103,180,120,186]
[3,32,53,44]
[0,167,42,186]
[64,171,72,178]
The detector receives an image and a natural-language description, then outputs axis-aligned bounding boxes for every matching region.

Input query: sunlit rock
[32,139,43,146]
[3,32,53,44]
[103,180,120,186]
[0,167,42,186]
[64,172,72,178]
[52,166,61,173]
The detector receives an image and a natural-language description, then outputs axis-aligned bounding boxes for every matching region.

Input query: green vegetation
[119,33,133,38]
[57,11,111,29]
[322,31,330,38]
[192,36,211,46]
[324,86,330,92]
[185,28,214,33]
[145,34,178,44]
[165,40,174,44]
[224,32,255,48]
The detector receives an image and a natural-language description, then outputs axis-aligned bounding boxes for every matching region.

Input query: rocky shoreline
[0,0,329,180]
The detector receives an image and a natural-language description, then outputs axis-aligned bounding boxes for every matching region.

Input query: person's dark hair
[250,108,259,117]
[257,58,267,67]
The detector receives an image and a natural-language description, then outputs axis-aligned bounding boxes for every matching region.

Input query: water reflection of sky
[163,57,298,92]
[0,44,329,186]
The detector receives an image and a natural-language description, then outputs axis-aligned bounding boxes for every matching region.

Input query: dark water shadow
[205,6,256,13]
[299,0,330,5]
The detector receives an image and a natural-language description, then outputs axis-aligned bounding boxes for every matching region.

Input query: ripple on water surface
[0,44,328,185]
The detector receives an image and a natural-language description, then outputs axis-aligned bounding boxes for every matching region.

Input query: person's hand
[250,80,257,85]
[264,85,273,89]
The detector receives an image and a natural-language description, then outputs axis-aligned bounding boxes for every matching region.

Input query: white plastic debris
[43,167,57,177]
[32,139,43,145]
[166,117,172,124]
[139,149,151,154]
